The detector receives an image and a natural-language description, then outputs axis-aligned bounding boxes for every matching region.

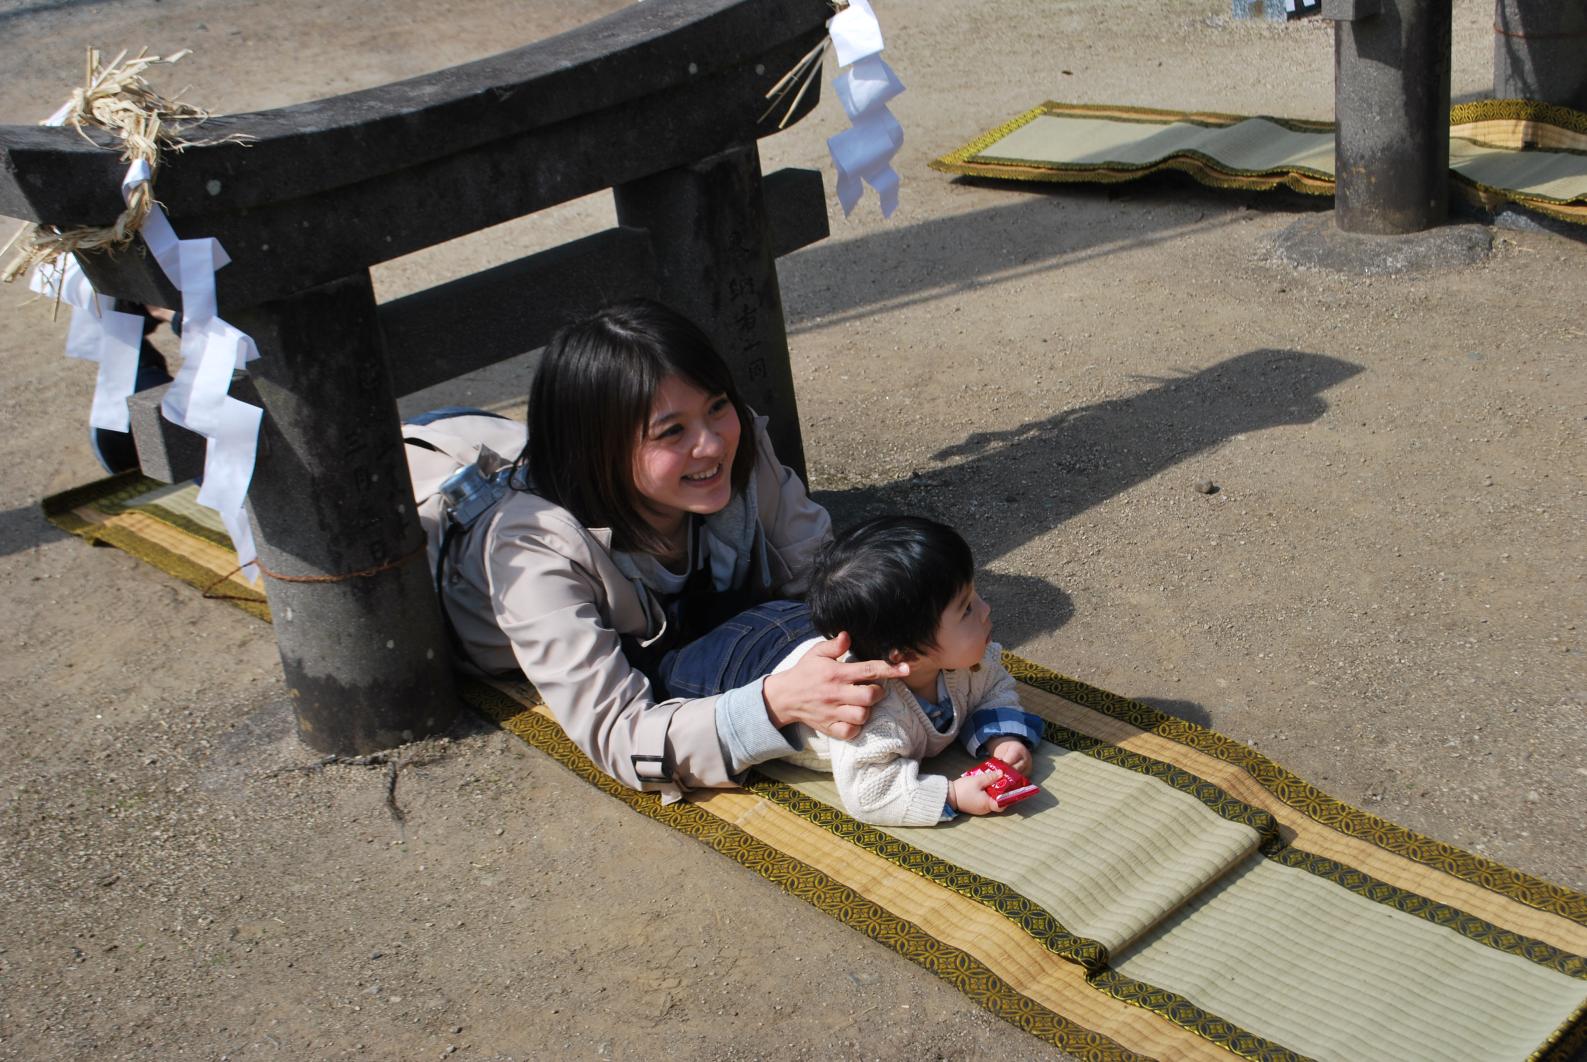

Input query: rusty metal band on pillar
[1494,0,1587,110]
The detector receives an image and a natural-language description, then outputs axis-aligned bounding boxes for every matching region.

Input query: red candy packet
[961,756,1040,809]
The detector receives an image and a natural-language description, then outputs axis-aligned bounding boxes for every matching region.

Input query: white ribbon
[825,0,905,218]
[33,154,264,581]
[828,0,886,67]
[28,114,146,435]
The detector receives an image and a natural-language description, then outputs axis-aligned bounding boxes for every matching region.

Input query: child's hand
[949,771,1005,816]
[988,738,1032,776]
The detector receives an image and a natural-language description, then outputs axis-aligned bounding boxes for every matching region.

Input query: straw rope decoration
[0,48,246,289]
[759,9,833,129]
[9,48,267,583]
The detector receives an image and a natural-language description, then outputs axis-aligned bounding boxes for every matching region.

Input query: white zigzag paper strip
[825,0,905,218]
[35,154,264,581]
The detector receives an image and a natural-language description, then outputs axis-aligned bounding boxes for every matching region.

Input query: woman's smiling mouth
[683,464,722,483]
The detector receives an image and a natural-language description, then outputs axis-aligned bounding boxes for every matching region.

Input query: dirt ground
[2,0,1584,1059]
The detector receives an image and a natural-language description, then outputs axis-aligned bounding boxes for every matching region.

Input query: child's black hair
[806,515,975,663]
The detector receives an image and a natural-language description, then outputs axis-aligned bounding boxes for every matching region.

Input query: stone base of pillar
[1270,213,1493,275]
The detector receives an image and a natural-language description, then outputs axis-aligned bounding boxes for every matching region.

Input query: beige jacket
[404,413,831,801]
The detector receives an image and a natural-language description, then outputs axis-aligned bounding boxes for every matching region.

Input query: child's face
[918,581,992,671]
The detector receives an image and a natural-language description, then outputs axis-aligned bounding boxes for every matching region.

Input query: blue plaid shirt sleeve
[955,643,1045,758]
[961,706,1047,758]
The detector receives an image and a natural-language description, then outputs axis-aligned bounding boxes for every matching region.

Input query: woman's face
[631,374,742,537]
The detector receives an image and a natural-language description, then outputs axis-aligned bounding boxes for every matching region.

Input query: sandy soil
[1,0,1583,1059]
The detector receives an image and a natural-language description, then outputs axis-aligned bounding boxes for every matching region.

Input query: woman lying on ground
[403,299,906,801]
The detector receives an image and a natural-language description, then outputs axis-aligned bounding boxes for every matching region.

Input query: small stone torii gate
[0,0,834,754]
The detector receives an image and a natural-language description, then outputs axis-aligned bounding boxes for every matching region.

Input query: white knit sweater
[778,640,1021,827]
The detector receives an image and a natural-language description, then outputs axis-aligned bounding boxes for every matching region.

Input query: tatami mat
[43,475,1587,1060]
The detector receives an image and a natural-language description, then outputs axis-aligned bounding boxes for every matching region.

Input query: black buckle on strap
[630,754,671,784]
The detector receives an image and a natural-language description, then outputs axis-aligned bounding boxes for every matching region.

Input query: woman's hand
[761,632,908,740]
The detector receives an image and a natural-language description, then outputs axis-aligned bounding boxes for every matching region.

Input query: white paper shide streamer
[826,0,905,218]
[30,255,146,436]
[32,151,264,581]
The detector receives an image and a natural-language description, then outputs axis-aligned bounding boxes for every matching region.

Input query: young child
[772,515,1047,826]
[655,516,1047,824]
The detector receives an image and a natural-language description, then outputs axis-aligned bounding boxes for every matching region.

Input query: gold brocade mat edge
[37,473,1587,926]
[1449,98,1587,139]
[39,468,151,517]
[1542,998,1587,1061]
[461,679,1145,1062]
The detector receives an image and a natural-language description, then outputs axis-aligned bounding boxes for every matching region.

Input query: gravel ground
[1,0,1584,1059]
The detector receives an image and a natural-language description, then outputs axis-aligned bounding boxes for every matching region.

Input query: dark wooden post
[232,272,458,753]
[1494,0,1587,109]
[614,141,807,480]
[1326,0,1452,234]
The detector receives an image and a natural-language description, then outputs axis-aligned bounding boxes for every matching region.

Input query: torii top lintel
[0,0,830,308]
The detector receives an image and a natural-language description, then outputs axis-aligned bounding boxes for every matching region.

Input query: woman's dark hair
[517,299,757,553]
[806,515,976,663]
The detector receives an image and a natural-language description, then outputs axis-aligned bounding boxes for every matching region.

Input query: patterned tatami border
[1450,98,1587,144]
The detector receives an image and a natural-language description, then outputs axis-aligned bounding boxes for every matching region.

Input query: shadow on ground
[781,176,1332,333]
[815,347,1363,643]
[0,502,69,558]
[1131,697,1214,727]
